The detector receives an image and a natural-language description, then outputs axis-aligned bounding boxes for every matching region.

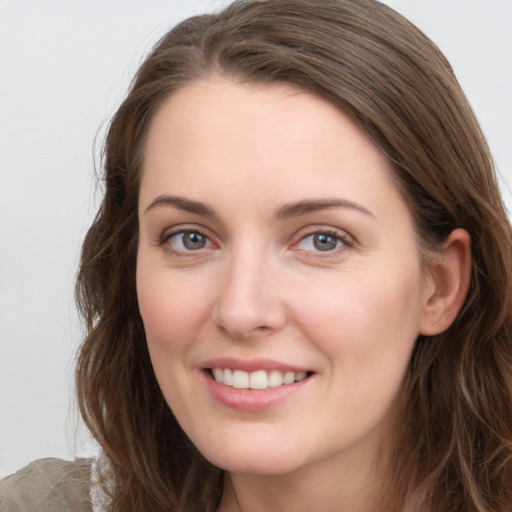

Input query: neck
[216,451,392,512]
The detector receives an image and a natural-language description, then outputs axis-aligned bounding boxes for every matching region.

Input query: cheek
[136,267,211,356]
[293,264,425,375]
[135,266,215,415]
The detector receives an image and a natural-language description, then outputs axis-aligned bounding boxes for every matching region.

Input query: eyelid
[159,224,217,254]
[157,223,354,257]
[291,226,354,254]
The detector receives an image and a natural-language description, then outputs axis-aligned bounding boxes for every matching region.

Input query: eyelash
[293,229,353,255]
[159,228,214,256]
[159,227,353,256]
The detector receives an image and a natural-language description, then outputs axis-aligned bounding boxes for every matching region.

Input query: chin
[196,439,306,476]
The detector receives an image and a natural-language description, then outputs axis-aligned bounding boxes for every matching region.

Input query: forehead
[147,78,367,146]
[139,77,404,220]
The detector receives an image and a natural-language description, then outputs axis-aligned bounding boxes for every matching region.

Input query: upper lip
[201,357,312,373]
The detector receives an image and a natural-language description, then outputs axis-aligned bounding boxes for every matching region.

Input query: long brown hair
[76,1,512,510]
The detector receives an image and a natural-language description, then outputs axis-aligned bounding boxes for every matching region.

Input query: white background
[1,0,511,477]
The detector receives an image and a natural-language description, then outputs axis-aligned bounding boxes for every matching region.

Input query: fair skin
[136,77,470,512]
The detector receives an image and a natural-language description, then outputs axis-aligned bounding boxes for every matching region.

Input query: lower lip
[203,371,313,412]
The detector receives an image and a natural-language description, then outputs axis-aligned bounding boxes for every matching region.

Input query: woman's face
[136,77,435,479]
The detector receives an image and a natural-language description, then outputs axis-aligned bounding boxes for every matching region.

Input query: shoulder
[0,458,93,512]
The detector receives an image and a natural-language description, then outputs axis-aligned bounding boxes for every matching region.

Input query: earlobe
[419,228,471,336]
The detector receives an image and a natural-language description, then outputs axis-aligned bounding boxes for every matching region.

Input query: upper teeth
[212,368,308,389]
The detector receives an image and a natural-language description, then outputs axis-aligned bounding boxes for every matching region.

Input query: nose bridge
[212,239,286,338]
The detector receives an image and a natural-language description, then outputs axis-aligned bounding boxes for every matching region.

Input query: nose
[211,251,287,340]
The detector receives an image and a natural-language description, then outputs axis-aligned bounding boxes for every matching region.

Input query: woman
[2,0,511,511]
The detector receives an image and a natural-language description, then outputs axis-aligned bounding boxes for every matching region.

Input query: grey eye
[181,232,207,250]
[312,233,339,251]
[166,231,209,251]
[296,231,346,253]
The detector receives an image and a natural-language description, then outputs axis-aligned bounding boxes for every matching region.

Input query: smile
[211,368,310,389]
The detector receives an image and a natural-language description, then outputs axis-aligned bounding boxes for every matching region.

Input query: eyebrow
[144,195,218,218]
[277,199,374,219]
[144,195,374,220]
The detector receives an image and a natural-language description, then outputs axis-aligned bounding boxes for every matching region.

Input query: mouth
[207,368,314,390]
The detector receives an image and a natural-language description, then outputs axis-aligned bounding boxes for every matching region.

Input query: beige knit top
[0,458,94,512]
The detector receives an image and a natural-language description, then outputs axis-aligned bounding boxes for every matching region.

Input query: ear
[419,228,471,336]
